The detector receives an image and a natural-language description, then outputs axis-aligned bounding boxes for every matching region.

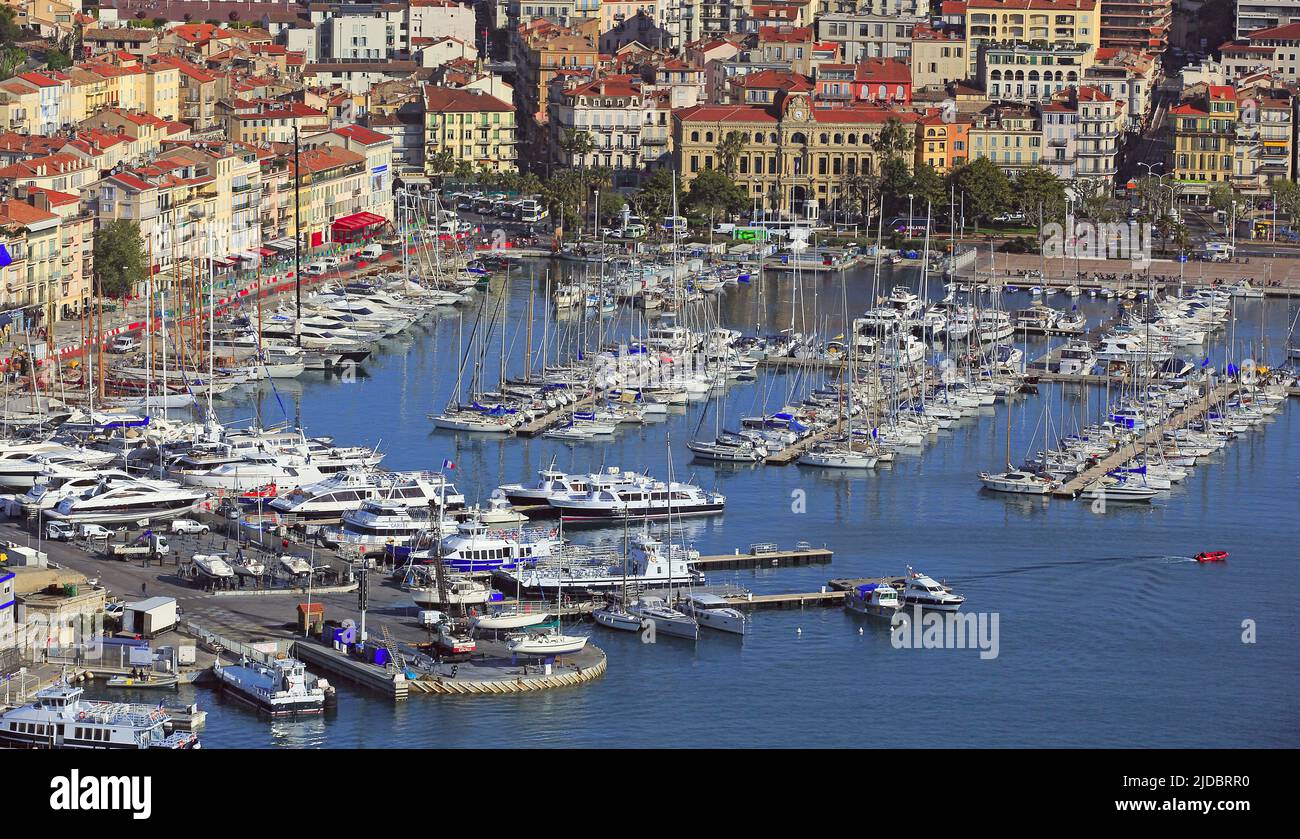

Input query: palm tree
[872,118,914,159]
[715,130,746,177]
[558,128,595,169]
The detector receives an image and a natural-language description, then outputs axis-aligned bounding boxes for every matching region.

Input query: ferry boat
[211,656,329,716]
[409,517,561,572]
[0,683,200,748]
[547,475,725,522]
[318,499,433,555]
[498,535,703,593]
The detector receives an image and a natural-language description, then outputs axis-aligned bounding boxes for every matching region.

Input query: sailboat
[626,437,699,640]
[593,519,642,632]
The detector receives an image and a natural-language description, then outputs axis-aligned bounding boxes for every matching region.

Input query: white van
[360,243,384,260]
[305,262,328,276]
[1203,241,1233,262]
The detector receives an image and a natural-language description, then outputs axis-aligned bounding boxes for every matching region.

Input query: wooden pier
[723,589,847,610]
[764,418,845,465]
[512,392,597,437]
[694,546,832,570]
[1052,383,1239,497]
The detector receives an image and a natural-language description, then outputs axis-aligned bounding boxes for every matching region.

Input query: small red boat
[1195,551,1228,563]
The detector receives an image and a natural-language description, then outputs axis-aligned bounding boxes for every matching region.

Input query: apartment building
[423,86,518,176]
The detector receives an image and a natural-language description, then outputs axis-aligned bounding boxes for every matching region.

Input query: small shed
[297,602,324,634]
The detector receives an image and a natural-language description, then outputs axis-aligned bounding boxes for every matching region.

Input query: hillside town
[0,0,1293,334]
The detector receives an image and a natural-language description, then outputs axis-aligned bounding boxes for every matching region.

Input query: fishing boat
[845,582,900,620]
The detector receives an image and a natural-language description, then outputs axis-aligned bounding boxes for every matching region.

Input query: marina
[0,228,1295,747]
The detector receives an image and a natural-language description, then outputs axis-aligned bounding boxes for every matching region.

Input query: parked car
[169,518,210,535]
[78,523,113,540]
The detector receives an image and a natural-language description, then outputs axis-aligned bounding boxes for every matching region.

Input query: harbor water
[116,261,1298,747]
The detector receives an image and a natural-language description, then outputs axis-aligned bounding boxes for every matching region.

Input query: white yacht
[410,576,494,609]
[499,535,703,593]
[1095,334,1173,364]
[687,433,768,463]
[506,631,589,656]
[547,475,725,522]
[497,467,639,507]
[189,553,236,584]
[1053,341,1096,375]
[318,500,433,555]
[414,517,561,572]
[900,572,965,612]
[268,469,462,520]
[0,444,117,490]
[628,594,699,639]
[679,592,748,635]
[45,480,207,525]
[0,682,200,749]
[978,470,1058,494]
[212,656,328,716]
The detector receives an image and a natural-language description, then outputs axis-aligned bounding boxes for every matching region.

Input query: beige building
[910,23,968,90]
[423,86,518,175]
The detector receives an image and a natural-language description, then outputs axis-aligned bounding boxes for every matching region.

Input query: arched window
[690,131,699,142]
[834,133,843,144]
[820,133,829,144]
[791,131,807,145]
[705,131,714,142]
[847,134,858,144]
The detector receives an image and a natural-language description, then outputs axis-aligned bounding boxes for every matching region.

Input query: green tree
[426,150,458,183]
[685,169,747,220]
[1208,184,1241,218]
[877,156,914,217]
[45,48,72,71]
[908,163,946,220]
[1269,178,1300,220]
[1071,177,1115,223]
[950,158,1011,228]
[1013,166,1067,229]
[93,221,149,299]
[596,190,626,224]
[873,118,914,159]
[715,130,746,177]
[635,168,681,232]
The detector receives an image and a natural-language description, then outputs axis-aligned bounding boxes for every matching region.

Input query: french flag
[442,459,456,470]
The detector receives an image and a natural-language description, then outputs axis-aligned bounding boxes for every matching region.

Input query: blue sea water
[138,262,1298,747]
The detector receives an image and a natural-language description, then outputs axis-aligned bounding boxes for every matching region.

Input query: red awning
[331,211,388,231]
[258,247,277,257]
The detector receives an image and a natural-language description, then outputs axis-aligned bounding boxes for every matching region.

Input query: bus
[518,199,548,223]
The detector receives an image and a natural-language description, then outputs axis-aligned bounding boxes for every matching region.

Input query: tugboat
[0,682,200,748]
[211,656,330,716]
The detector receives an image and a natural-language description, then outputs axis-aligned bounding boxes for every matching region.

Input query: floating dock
[1053,383,1240,497]
[694,546,832,570]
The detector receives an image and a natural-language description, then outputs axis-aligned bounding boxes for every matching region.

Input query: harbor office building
[673,93,915,218]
